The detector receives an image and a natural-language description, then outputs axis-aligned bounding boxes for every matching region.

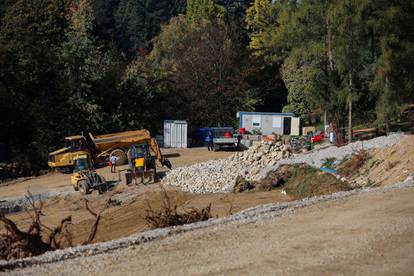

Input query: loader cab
[129,144,149,171]
[73,153,92,173]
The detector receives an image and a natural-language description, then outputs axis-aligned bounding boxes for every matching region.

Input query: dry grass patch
[338,149,369,177]
[235,164,352,200]
[283,165,352,199]
[145,186,212,229]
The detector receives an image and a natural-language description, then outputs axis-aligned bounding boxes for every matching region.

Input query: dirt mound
[282,165,352,199]
[343,135,414,186]
[235,164,352,199]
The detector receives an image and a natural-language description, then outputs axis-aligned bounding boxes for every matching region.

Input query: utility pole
[348,99,352,143]
[348,74,353,144]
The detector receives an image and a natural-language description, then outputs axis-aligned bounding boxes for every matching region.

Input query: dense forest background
[0,0,413,170]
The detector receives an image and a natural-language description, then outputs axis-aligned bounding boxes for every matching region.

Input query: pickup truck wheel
[78,180,90,195]
[110,149,127,165]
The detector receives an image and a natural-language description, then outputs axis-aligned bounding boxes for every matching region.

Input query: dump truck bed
[92,130,151,153]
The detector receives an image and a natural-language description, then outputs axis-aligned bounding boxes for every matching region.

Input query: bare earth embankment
[1,135,414,274]
[4,180,414,275]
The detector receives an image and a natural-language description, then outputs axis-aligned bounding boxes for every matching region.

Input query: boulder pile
[162,141,292,193]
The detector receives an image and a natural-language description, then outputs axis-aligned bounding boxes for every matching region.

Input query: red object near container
[240,128,246,135]
[311,131,324,143]
[262,134,276,142]
[225,132,231,138]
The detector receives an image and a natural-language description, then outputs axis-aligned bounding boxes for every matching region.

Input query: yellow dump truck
[48,129,170,172]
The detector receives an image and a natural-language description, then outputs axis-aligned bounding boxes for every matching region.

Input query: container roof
[238,111,295,117]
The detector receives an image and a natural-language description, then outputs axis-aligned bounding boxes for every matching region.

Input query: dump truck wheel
[78,180,90,195]
[110,149,127,165]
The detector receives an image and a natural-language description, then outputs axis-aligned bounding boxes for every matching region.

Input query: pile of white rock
[162,141,292,194]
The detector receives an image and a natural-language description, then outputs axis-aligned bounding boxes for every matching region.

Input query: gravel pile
[162,142,292,193]
[163,133,406,194]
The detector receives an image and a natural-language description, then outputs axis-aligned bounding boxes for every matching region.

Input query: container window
[252,115,261,127]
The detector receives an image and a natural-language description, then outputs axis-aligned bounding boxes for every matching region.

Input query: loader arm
[150,138,172,169]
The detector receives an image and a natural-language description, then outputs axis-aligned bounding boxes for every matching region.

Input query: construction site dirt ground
[7,181,414,275]
[0,147,292,246]
[0,147,233,199]
[1,135,414,256]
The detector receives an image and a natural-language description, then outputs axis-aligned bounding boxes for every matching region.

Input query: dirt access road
[0,148,232,200]
[8,184,414,275]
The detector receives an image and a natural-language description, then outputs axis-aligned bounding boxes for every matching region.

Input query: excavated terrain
[0,134,413,274]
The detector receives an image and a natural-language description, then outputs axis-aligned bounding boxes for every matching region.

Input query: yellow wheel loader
[71,152,108,195]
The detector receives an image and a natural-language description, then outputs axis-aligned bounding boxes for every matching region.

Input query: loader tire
[110,149,127,165]
[78,180,91,195]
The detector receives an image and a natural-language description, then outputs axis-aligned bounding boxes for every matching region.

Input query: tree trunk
[326,16,334,71]
[348,74,353,144]
[348,99,352,143]
[384,77,390,135]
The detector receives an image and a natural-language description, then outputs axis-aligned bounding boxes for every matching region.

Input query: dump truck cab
[48,135,88,172]
[65,135,87,151]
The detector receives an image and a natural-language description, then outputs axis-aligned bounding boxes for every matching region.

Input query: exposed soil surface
[6,183,414,275]
[364,135,414,185]
[0,148,232,200]
[0,147,246,248]
[1,136,413,274]
[2,185,290,246]
[339,135,414,186]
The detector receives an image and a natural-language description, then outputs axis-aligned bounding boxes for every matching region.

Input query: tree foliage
[247,0,414,129]
[0,0,412,171]
[151,15,257,127]
[186,0,224,22]
[0,0,69,166]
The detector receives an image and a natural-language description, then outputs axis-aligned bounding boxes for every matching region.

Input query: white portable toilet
[164,120,188,148]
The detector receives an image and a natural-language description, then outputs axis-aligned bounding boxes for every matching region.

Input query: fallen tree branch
[82,199,109,245]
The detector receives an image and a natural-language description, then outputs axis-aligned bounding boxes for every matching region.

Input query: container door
[175,123,181,148]
[174,122,187,148]
[164,121,171,148]
[291,117,300,136]
[283,117,292,135]
[171,122,177,148]
[183,123,188,148]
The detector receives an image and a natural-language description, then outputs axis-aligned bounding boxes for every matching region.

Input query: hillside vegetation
[0,0,413,170]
